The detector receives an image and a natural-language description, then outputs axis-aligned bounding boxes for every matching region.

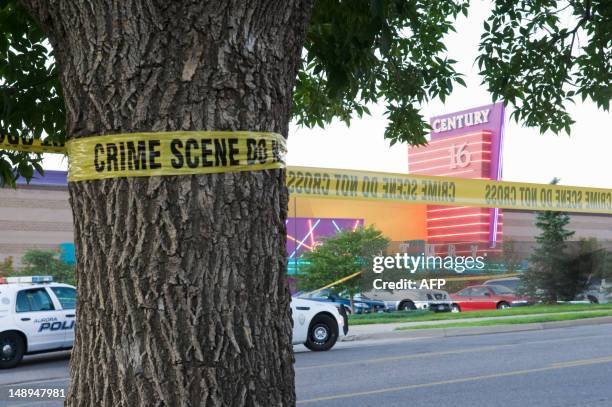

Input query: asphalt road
[0,352,70,407]
[1,324,612,407]
[295,323,612,406]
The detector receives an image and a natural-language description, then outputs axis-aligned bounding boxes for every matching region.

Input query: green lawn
[394,310,612,330]
[348,303,612,326]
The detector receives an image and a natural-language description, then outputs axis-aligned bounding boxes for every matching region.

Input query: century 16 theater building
[408,103,505,257]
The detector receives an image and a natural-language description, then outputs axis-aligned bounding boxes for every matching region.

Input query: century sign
[431,108,492,134]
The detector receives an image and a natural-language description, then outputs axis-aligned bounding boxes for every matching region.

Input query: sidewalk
[342,311,612,342]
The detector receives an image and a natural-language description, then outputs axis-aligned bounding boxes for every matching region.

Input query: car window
[426,294,433,300]
[457,288,473,296]
[50,287,77,310]
[487,280,520,290]
[471,287,489,296]
[502,280,520,290]
[16,288,55,312]
[488,285,515,295]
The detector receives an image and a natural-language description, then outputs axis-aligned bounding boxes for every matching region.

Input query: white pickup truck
[363,288,453,312]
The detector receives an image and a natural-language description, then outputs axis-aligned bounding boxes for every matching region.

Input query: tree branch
[17,0,62,49]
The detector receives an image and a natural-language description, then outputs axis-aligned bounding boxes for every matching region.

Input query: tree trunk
[20,1,314,405]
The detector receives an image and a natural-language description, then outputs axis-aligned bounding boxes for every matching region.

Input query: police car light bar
[0,276,54,284]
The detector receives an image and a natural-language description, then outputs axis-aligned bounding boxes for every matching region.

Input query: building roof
[16,170,68,187]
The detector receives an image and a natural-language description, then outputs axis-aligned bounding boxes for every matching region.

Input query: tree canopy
[298,226,389,300]
[478,0,611,134]
[2,0,610,186]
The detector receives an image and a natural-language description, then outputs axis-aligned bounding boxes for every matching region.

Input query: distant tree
[502,238,523,274]
[0,256,14,277]
[603,250,612,294]
[10,249,75,285]
[298,226,389,311]
[522,178,575,302]
[560,238,602,301]
[587,243,612,295]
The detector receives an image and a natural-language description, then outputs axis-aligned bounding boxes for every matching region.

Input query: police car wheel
[0,332,25,369]
[305,314,338,352]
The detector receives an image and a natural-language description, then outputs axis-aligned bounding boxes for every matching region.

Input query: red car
[450,284,531,312]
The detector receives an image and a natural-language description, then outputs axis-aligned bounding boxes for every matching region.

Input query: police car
[0,277,346,368]
[291,298,348,351]
[0,276,76,368]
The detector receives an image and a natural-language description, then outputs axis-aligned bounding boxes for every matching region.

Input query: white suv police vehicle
[291,298,348,351]
[0,276,76,368]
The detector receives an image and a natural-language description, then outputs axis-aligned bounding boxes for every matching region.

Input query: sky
[42,1,612,189]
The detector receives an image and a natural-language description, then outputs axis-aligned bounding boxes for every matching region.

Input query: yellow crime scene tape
[287,166,612,214]
[1,131,286,181]
[0,133,66,154]
[2,134,612,214]
[65,131,286,182]
[441,273,520,282]
[306,271,363,295]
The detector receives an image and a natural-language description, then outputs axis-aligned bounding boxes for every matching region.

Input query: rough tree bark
[19,1,314,405]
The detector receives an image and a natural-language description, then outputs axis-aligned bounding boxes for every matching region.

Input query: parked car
[353,293,392,312]
[298,289,386,314]
[450,284,532,312]
[291,298,348,351]
[0,276,75,368]
[485,277,611,304]
[362,288,453,312]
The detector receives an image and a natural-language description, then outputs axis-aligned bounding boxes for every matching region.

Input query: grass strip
[348,303,612,326]
[394,311,612,331]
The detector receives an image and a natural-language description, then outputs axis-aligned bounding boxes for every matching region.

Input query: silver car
[363,289,453,312]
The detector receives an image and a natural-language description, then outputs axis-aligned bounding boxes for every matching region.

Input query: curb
[340,316,612,342]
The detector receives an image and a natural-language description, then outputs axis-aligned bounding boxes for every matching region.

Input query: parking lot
[2,324,612,407]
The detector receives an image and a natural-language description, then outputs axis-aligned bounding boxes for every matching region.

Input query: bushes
[8,249,75,285]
